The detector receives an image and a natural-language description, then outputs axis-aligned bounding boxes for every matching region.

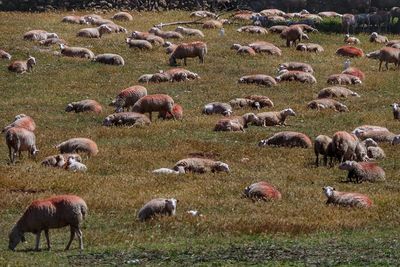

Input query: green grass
[1,10,400,266]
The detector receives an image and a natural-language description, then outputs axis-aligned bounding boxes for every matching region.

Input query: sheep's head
[345,34,350,39]
[277,69,289,75]
[14,114,27,121]
[126,38,131,44]
[366,50,380,59]
[65,103,74,112]
[102,116,114,126]
[322,186,335,198]
[391,135,400,145]
[231,44,241,50]
[47,33,59,39]
[253,102,261,110]
[371,32,378,38]
[275,75,282,82]
[8,225,25,251]
[283,108,296,117]
[165,198,177,216]
[351,91,360,97]
[391,103,399,111]
[302,33,309,40]
[149,27,160,34]
[258,139,268,147]
[338,103,349,112]
[222,109,233,117]
[215,162,230,172]
[28,56,36,66]
[99,25,112,34]
[364,138,378,148]
[352,77,362,84]
[339,160,355,170]
[30,146,39,157]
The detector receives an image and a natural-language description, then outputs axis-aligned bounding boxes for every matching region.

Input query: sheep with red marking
[169,41,207,66]
[132,94,174,121]
[342,67,365,80]
[258,131,312,148]
[109,86,147,113]
[158,104,183,120]
[243,181,281,201]
[323,186,372,208]
[65,100,102,114]
[296,43,324,53]
[369,32,388,44]
[2,114,36,133]
[336,46,364,57]
[56,138,98,157]
[23,30,58,41]
[8,56,36,74]
[339,161,385,183]
[5,127,39,164]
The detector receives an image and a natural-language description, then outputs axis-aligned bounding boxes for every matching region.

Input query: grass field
[1,11,400,266]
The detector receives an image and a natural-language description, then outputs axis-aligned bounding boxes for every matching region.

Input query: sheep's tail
[80,203,88,220]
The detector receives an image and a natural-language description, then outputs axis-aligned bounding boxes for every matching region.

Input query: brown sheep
[366,47,400,71]
[339,161,385,183]
[307,98,349,112]
[256,108,296,126]
[336,46,364,57]
[56,138,98,157]
[258,131,312,148]
[158,104,183,120]
[342,67,365,80]
[202,20,223,29]
[109,85,147,113]
[239,75,277,87]
[169,41,207,66]
[314,135,334,166]
[65,100,102,114]
[323,186,372,208]
[8,56,36,74]
[268,25,289,33]
[317,87,360,98]
[2,114,36,133]
[243,181,282,201]
[131,94,174,121]
[331,131,358,163]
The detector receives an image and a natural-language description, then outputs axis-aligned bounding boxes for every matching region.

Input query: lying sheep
[8,56,36,74]
[138,74,153,83]
[336,46,364,57]
[5,127,39,164]
[94,53,125,66]
[344,34,360,44]
[231,44,256,56]
[361,138,385,160]
[296,43,324,53]
[258,131,312,148]
[138,198,177,221]
[41,154,82,168]
[174,26,204,37]
[268,25,289,33]
[332,131,358,163]
[314,135,334,166]
[130,30,151,40]
[144,34,165,46]
[257,108,296,126]
[248,41,282,56]
[2,114,36,133]
[317,87,360,98]
[354,129,396,143]
[318,12,342,18]
[366,47,400,71]
[39,37,67,46]
[353,125,389,135]
[169,41,207,66]
[152,167,185,174]
[238,75,277,87]
[112,12,133,21]
[237,26,268,34]
[307,98,349,112]
[126,38,153,50]
[190,10,216,18]
[62,15,87,24]
[245,95,274,108]
[323,186,372,208]
[149,27,183,39]
[66,157,87,172]
[163,68,200,80]
[109,85,147,112]
[391,103,400,120]
[173,158,229,173]
[103,112,151,127]
[202,20,223,29]
[214,113,259,131]
[56,138,98,157]
[243,181,282,201]
[339,160,385,183]
[8,195,87,251]
[278,62,314,73]
[60,44,95,59]
[327,74,362,85]
[202,102,232,116]
[275,70,317,84]
[0,49,12,60]
[65,100,102,114]
[132,94,174,121]
[369,32,388,44]
[158,104,183,120]
[76,25,112,38]
[23,30,58,41]
[342,67,365,80]
[229,98,260,109]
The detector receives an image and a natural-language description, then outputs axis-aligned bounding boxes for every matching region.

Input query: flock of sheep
[3,8,400,252]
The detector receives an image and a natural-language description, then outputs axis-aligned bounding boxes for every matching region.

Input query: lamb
[112,12,133,21]
[256,108,296,127]
[5,127,39,164]
[238,75,277,87]
[102,112,151,127]
[243,181,282,201]
[214,113,259,131]
[317,87,360,98]
[369,32,388,44]
[391,103,400,120]
[8,195,87,251]
[307,98,349,112]
[149,27,183,39]
[331,131,358,162]
[245,95,274,108]
[109,85,147,112]
[296,43,324,53]
[65,100,102,114]
[152,167,185,174]
[60,44,95,59]
[275,70,317,84]
[327,74,362,85]
[339,161,385,183]
[366,47,400,71]
[248,41,282,56]
[138,198,177,221]
[94,53,125,66]
[39,37,67,46]
[169,41,207,66]
[229,98,260,109]
[342,67,365,80]
[237,26,268,34]
[323,186,372,208]
[126,38,153,50]
[76,25,112,38]
[344,34,360,44]
[336,46,364,57]
[174,26,204,37]
[258,131,312,148]
[202,20,223,29]
[62,15,88,24]
[41,154,82,168]
[23,30,58,41]
[8,56,36,74]
[131,94,174,121]
[173,158,230,173]
[314,135,334,166]
[0,49,12,60]
[231,44,256,56]
[2,114,36,133]
[66,157,87,172]
[158,104,183,120]
[56,138,98,157]
[278,62,314,73]
[202,102,232,116]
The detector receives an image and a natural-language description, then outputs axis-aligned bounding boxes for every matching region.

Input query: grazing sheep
[331,131,359,163]
[214,113,259,131]
[339,161,385,183]
[344,34,360,45]
[169,41,207,66]
[366,47,400,71]
[173,158,230,173]
[256,108,296,127]
[158,104,183,120]
[281,26,307,47]
[132,94,174,121]
[126,38,153,50]
[94,53,125,66]
[202,20,223,29]
[314,135,334,166]
[278,62,313,73]
[109,85,147,112]
[103,112,150,127]
[66,157,87,172]
[62,15,87,24]
[317,87,360,98]
[245,95,274,108]
[60,44,95,59]
[152,167,185,174]
[202,102,232,116]
[76,25,112,38]
[323,186,372,208]
[5,127,39,164]
[391,103,400,120]
[268,25,289,33]
[23,30,58,41]
[238,75,277,87]
[56,138,98,157]
[327,74,362,85]
[174,26,204,37]
[258,131,312,148]
[275,70,317,84]
[369,32,388,44]
[112,12,133,21]
[163,41,177,54]
[342,67,365,80]
[41,154,81,168]
[243,181,282,201]
[248,41,282,55]
[8,56,36,74]
[0,49,12,60]
[296,43,324,53]
[231,44,256,56]
[307,98,349,112]
[8,195,87,251]
[237,26,268,34]
[149,27,183,39]
[138,198,177,221]
[2,114,36,133]
[336,46,364,57]
[39,38,67,46]
[65,100,102,114]
[229,98,260,109]
[355,129,396,143]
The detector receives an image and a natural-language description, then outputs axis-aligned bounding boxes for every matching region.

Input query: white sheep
[94,53,125,66]
[323,186,372,208]
[60,44,95,59]
[317,87,360,98]
[5,127,39,164]
[256,108,296,126]
[76,25,112,38]
[173,158,230,174]
[65,99,102,114]
[149,27,183,39]
[391,103,400,120]
[202,102,232,116]
[138,198,177,221]
[126,38,153,50]
[152,167,185,174]
[66,157,87,172]
[23,30,58,41]
[174,26,204,37]
[0,49,12,60]
[8,56,36,74]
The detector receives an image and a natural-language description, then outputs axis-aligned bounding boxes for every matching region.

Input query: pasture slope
[0,11,400,265]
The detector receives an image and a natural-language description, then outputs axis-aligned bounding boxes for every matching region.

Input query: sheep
[112,12,133,21]
[76,25,112,38]
[275,70,317,84]
[86,17,114,26]
[237,26,268,34]
[331,131,358,163]
[173,158,230,173]
[327,74,362,85]
[256,108,296,127]
[314,135,334,166]
[342,67,365,80]
[41,154,81,168]
[149,27,183,39]
[259,9,285,17]
[8,195,87,251]
[202,20,223,29]
[5,127,39,164]
[56,138,98,157]
[169,41,207,66]
[248,41,282,56]
[296,43,324,53]
[341,14,356,34]
[229,98,260,109]
[109,85,147,113]
[361,138,386,160]
[131,94,174,121]
[339,161,385,183]
[174,26,204,37]
[94,53,125,66]
[158,104,183,120]
[318,12,342,18]
[163,68,200,80]
[8,56,36,74]
[102,112,151,127]
[259,131,312,148]
[141,34,165,46]
[355,129,396,143]
[39,37,67,46]
[231,44,256,56]
[214,113,259,131]
[152,167,185,174]
[278,62,313,73]
[336,46,364,57]
[243,181,282,201]
[62,15,88,24]
[238,75,277,87]
[163,41,177,54]
[149,72,172,83]
[245,95,274,108]
[138,74,153,83]
[0,49,12,60]
[202,102,232,116]
[323,186,372,208]
[60,44,95,59]
[307,98,349,112]
[317,87,360,98]
[391,103,400,120]
[268,25,289,33]
[353,125,389,135]
[2,114,36,133]
[281,26,307,47]
[366,47,400,71]
[138,198,177,221]
[66,157,87,172]
[190,10,216,18]
[126,38,153,50]
[23,30,58,41]
[344,34,360,45]
[65,100,102,114]
[369,32,388,44]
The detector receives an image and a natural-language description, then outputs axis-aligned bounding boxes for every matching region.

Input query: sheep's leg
[323,155,328,166]
[148,112,152,122]
[8,146,13,163]
[315,154,319,166]
[65,226,75,250]
[44,229,51,250]
[35,231,41,251]
[184,58,187,65]
[76,228,83,250]
[379,61,382,71]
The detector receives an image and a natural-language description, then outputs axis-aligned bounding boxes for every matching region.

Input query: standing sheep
[158,104,183,120]
[341,14,356,34]
[174,26,204,37]
[307,99,349,112]
[102,112,151,127]
[366,47,400,71]
[243,181,282,201]
[238,75,277,87]
[278,62,313,73]
[202,102,232,116]
[131,94,174,121]
[258,131,312,148]
[281,26,307,47]
[56,138,98,157]
[391,103,400,120]
[256,108,296,127]
[169,41,207,66]
[323,186,372,208]
[339,161,385,183]
[314,135,334,166]
[8,56,36,74]
[65,100,102,114]
[0,49,12,60]
[336,46,364,57]
[317,87,360,98]
[60,44,95,59]
[342,67,365,80]
[8,195,87,251]
[109,85,147,113]
[331,131,358,163]
[5,127,39,164]
[2,114,36,133]
[138,198,177,221]
[76,25,112,38]
[362,138,386,160]
[94,53,125,66]
[173,158,230,173]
